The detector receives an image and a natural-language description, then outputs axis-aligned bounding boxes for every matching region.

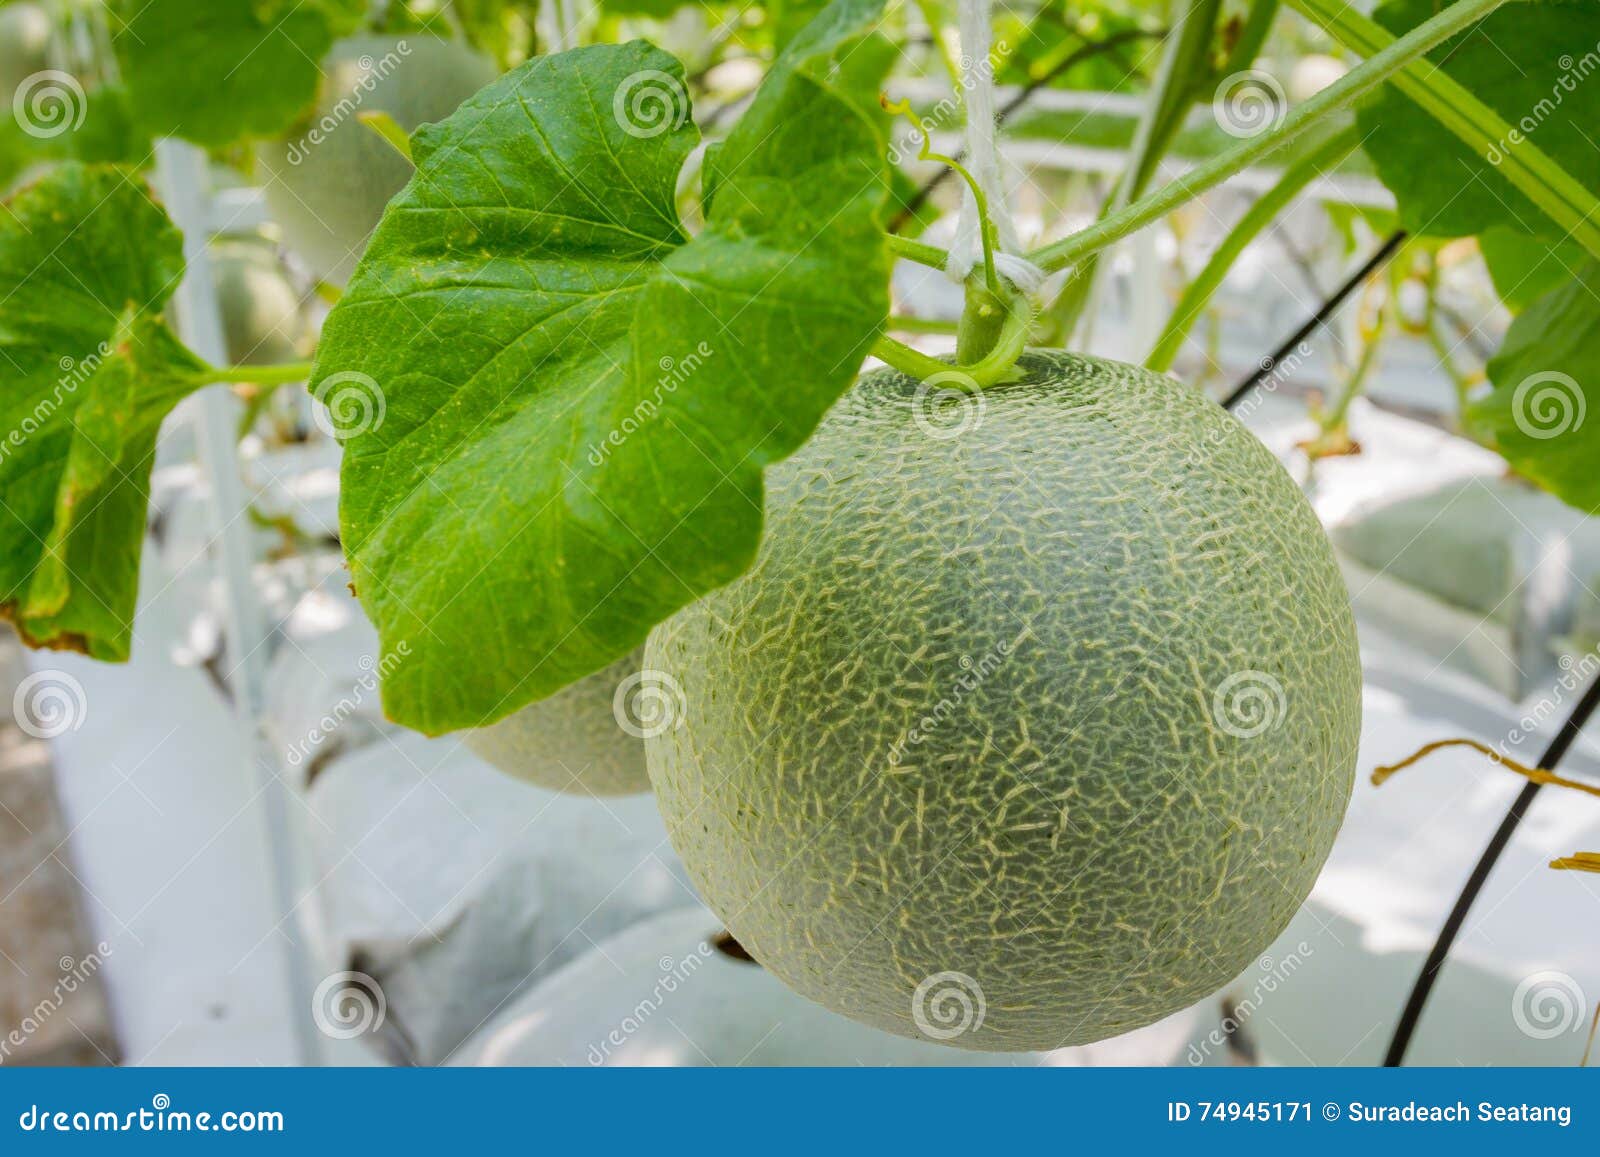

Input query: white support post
[153,139,323,1067]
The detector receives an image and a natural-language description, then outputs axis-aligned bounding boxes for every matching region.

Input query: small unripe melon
[646,351,1360,1052]
[212,240,313,367]
[462,648,653,797]
[255,35,496,287]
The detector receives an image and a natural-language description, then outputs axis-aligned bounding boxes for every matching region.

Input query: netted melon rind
[647,351,1360,1051]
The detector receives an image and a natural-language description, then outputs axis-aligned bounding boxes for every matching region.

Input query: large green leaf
[0,165,209,659]
[1357,0,1600,241]
[312,4,892,734]
[112,0,366,147]
[1467,258,1600,510]
[1479,226,1587,314]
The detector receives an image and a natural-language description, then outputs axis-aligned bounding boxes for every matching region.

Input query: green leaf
[112,0,366,147]
[1467,258,1600,509]
[600,0,693,17]
[1479,226,1587,313]
[312,3,892,734]
[0,83,146,193]
[1358,0,1600,241]
[770,0,833,51]
[0,165,210,659]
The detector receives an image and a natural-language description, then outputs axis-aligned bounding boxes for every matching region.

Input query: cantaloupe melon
[646,351,1361,1051]
[212,239,313,367]
[255,35,496,286]
[462,647,653,797]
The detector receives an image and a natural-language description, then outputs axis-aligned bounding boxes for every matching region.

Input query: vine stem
[1382,672,1600,1066]
[1050,0,1222,343]
[888,233,952,269]
[888,315,960,334]
[195,362,314,387]
[1027,0,1510,275]
[1146,125,1361,373]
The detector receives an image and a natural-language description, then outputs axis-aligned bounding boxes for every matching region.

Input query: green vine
[1028,0,1512,275]
[1146,125,1361,373]
[1288,0,1600,261]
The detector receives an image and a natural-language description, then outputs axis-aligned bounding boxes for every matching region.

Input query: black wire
[1383,672,1600,1065]
[1219,225,1600,1065]
[1221,230,1407,413]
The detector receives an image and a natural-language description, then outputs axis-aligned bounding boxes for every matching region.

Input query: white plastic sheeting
[302,732,696,1064]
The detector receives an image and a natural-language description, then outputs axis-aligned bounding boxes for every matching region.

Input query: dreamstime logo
[312,371,386,440]
[888,634,1022,767]
[284,643,410,767]
[1505,650,1600,751]
[1211,670,1286,739]
[311,971,386,1039]
[912,370,985,440]
[1219,340,1314,431]
[613,669,686,739]
[1187,942,1315,1065]
[1213,70,1287,139]
[1,942,112,1064]
[884,39,1011,166]
[1510,371,1585,440]
[612,70,689,139]
[13,70,86,139]
[12,670,87,740]
[586,941,714,1064]
[1511,970,1586,1040]
[586,341,715,467]
[1485,42,1600,166]
[283,42,413,164]
[0,343,109,468]
[911,971,986,1040]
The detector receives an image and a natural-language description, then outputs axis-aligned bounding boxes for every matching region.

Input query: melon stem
[872,294,1031,387]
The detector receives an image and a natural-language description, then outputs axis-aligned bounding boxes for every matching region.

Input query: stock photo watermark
[1213,70,1288,140]
[911,369,986,441]
[612,69,689,139]
[1187,942,1313,1064]
[911,970,986,1041]
[1510,970,1587,1041]
[283,41,414,165]
[11,669,88,740]
[1211,669,1287,739]
[1485,42,1600,167]
[0,344,111,467]
[1509,371,1585,441]
[12,69,85,140]
[311,371,386,441]
[612,668,686,740]
[0,943,112,1065]
[284,643,410,768]
[587,341,715,467]
[887,636,1019,767]
[885,40,1011,166]
[586,941,715,1064]
[311,971,387,1041]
